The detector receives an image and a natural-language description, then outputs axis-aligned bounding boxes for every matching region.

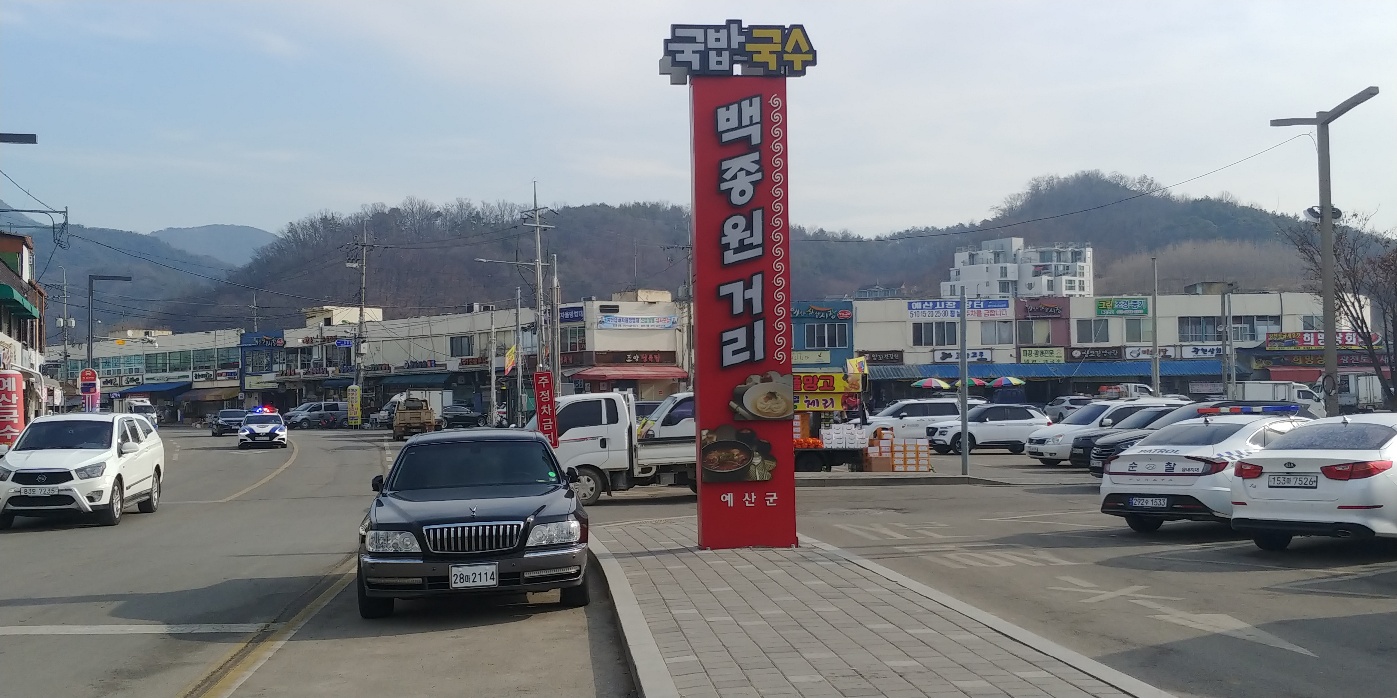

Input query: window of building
[1231,315,1281,341]
[999,265,1009,278]
[192,348,216,371]
[912,321,957,347]
[216,347,240,370]
[1016,320,1052,345]
[448,335,474,357]
[167,350,192,372]
[562,326,586,353]
[1075,319,1110,343]
[804,322,849,349]
[998,281,1011,294]
[1046,279,1055,292]
[1126,318,1154,343]
[980,321,1014,345]
[1302,314,1322,331]
[145,352,168,373]
[1178,316,1223,343]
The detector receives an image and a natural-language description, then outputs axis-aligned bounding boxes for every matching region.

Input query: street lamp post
[88,274,133,368]
[1271,86,1380,415]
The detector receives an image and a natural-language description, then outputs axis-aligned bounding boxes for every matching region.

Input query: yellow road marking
[216,440,299,503]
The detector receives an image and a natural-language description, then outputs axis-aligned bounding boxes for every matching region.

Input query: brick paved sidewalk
[594,519,1170,698]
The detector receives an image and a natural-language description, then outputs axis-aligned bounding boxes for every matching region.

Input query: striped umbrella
[955,378,988,388]
[912,377,952,389]
[989,376,1025,388]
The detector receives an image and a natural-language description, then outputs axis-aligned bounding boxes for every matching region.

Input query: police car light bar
[1196,405,1301,415]
[249,405,278,414]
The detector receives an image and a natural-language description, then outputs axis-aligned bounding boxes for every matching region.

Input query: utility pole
[661,243,696,388]
[250,292,260,332]
[1271,86,1380,417]
[1222,284,1236,394]
[522,183,554,386]
[515,287,524,425]
[87,274,132,367]
[351,222,370,392]
[958,286,969,477]
[552,252,561,390]
[59,267,72,383]
[487,309,497,426]
[1151,257,1161,396]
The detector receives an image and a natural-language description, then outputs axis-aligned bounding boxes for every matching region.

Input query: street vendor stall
[791,371,869,471]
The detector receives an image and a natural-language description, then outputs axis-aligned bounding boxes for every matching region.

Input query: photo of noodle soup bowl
[740,382,793,420]
[701,440,760,482]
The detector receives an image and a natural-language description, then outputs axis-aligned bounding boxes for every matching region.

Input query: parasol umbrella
[912,377,952,389]
[955,378,988,388]
[989,376,1025,388]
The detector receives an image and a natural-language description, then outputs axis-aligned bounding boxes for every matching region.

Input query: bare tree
[1277,214,1397,409]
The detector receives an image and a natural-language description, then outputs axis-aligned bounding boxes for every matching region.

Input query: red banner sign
[532,372,557,448]
[692,75,795,549]
[0,370,24,447]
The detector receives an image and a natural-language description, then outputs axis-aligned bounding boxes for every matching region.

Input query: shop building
[791,300,854,373]
[560,290,688,399]
[0,231,46,420]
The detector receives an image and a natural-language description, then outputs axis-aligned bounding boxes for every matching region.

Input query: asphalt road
[0,427,634,698]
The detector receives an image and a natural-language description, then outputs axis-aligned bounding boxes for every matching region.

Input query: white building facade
[939,237,1094,299]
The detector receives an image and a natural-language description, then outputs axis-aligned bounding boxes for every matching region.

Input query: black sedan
[356,429,589,618]
[439,404,488,429]
[1066,406,1176,467]
[210,409,248,436]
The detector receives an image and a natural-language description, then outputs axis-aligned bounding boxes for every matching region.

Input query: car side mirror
[1100,418,1114,427]
[119,442,139,456]
[897,412,909,419]
[566,467,580,484]
[371,475,383,492]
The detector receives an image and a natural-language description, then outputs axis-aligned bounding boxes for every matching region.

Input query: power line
[806,134,1313,243]
[0,167,55,210]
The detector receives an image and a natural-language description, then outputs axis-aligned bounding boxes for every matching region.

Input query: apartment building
[939,237,1094,299]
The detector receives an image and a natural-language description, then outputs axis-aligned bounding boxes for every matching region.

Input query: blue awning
[111,381,192,397]
[379,372,453,388]
[868,364,922,381]
[910,360,1226,380]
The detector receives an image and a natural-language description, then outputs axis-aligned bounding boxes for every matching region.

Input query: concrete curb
[795,473,1004,486]
[798,533,1179,698]
[590,537,680,698]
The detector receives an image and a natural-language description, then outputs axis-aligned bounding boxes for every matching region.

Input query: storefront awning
[868,365,921,381]
[379,372,453,388]
[111,381,192,397]
[571,366,689,381]
[911,360,1227,380]
[176,387,241,402]
[0,284,39,320]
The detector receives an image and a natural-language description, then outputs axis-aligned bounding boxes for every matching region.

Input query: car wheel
[357,573,394,619]
[1252,532,1293,551]
[1124,515,1162,533]
[572,466,605,506]
[137,469,161,514]
[1037,459,1061,466]
[96,479,124,526]
[559,576,591,607]
[0,512,13,530]
[476,416,486,427]
[1008,443,1025,454]
[950,434,975,454]
[298,418,310,429]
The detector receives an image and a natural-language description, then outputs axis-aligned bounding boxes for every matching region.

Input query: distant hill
[150,224,277,267]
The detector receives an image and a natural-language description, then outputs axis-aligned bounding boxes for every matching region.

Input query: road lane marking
[1047,577,1182,603]
[216,441,299,503]
[0,624,280,635]
[186,557,355,698]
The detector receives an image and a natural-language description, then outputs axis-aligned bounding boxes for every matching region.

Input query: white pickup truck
[531,391,697,505]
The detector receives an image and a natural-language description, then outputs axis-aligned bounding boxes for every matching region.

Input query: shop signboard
[80,368,100,413]
[1124,346,1177,360]
[532,372,557,447]
[347,384,362,427]
[1181,344,1225,358]
[791,304,852,320]
[144,371,193,384]
[933,349,991,363]
[593,351,678,365]
[1069,346,1125,361]
[1264,331,1378,351]
[1019,300,1066,318]
[0,370,23,447]
[792,350,830,365]
[794,394,842,411]
[596,315,679,330]
[215,369,239,381]
[1256,353,1385,368]
[791,373,862,394]
[907,299,1010,319]
[559,306,585,324]
[1095,298,1148,316]
[245,373,279,390]
[669,18,813,548]
[1020,347,1065,364]
[858,350,903,365]
[192,370,216,382]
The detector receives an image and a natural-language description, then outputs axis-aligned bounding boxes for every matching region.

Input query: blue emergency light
[249,405,277,414]
[1197,405,1301,415]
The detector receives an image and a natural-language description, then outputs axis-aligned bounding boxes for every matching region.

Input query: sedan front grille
[422,522,523,554]
[1091,444,1116,461]
[12,471,74,485]
[1028,438,1048,445]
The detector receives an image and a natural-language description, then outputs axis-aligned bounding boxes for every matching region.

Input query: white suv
[926,404,1051,454]
[1027,399,1189,466]
[865,397,986,438]
[1045,396,1094,422]
[0,413,165,528]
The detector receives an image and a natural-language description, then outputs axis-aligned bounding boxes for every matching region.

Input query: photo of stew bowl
[701,440,760,482]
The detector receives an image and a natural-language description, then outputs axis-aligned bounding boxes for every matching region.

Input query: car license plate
[450,563,498,589]
[1128,497,1168,508]
[20,487,61,496]
[1268,474,1319,489]
[1091,459,1103,470]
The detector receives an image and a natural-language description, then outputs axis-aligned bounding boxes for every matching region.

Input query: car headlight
[0,465,11,481]
[526,519,582,546]
[1049,435,1064,444]
[74,462,107,479]
[365,530,421,553]
[273,425,286,433]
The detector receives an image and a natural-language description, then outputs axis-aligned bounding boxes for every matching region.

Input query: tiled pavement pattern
[596,520,1134,698]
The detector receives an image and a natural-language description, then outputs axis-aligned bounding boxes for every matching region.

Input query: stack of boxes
[865,432,934,472]
[792,413,811,440]
[818,423,866,450]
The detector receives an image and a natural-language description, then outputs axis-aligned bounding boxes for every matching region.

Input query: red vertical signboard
[0,370,24,448]
[663,20,815,550]
[532,371,557,448]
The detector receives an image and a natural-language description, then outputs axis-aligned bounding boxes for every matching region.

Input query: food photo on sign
[701,424,776,483]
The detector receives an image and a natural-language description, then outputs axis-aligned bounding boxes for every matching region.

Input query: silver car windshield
[387,440,561,490]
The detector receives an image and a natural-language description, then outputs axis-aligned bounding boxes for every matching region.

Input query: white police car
[238,407,288,449]
[1100,405,1308,532]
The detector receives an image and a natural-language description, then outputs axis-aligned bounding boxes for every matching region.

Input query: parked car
[1045,396,1094,422]
[634,400,664,420]
[439,404,488,429]
[356,429,590,618]
[1100,406,1308,533]
[1088,400,1316,477]
[286,401,348,429]
[925,404,1050,454]
[1026,399,1189,466]
[210,409,248,437]
[1067,406,1177,467]
[1231,413,1397,551]
[239,410,289,449]
[863,397,986,439]
[0,413,165,528]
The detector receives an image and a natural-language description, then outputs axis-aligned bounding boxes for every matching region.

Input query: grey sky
[1,0,1392,236]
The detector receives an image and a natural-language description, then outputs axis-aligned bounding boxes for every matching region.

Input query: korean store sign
[907,299,1010,319]
[1264,331,1378,351]
[673,23,812,550]
[0,370,23,447]
[532,372,557,448]
[1095,298,1148,316]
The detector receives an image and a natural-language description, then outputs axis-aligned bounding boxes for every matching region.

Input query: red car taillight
[1101,455,1120,473]
[1186,456,1230,475]
[1234,461,1263,479]
[1320,460,1394,481]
